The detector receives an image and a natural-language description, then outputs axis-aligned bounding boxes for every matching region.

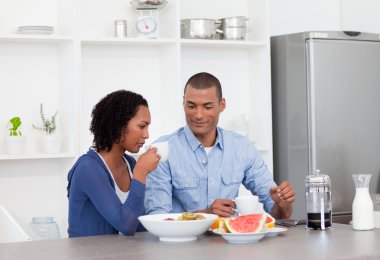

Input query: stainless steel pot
[222,27,247,40]
[180,19,218,39]
[220,16,248,28]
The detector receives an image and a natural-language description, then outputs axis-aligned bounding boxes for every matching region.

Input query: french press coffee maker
[305,170,332,230]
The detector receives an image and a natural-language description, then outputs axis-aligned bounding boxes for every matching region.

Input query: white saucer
[263,227,287,237]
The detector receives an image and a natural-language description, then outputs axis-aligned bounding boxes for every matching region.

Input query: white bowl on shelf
[138,213,217,242]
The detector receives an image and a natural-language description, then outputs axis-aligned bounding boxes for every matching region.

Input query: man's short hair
[184,72,223,100]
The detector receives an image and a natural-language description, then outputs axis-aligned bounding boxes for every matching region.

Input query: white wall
[270,0,341,36]
[341,0,380,33]
[270,0,380,36]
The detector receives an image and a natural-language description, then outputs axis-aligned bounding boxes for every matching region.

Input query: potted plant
[5,116,26,154]
[33,103,62,154]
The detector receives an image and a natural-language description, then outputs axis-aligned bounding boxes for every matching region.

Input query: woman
[67,90,160,237]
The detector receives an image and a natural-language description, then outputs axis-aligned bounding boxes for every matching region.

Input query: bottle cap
[32,216,54,224]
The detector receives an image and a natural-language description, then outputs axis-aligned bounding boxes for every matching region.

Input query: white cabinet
[0,0,272,236]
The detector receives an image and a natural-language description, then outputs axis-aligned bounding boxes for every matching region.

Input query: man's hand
[196,199,235,217]
[269,181,296,219]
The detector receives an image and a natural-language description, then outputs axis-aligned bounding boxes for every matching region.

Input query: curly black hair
[90,90,148,152]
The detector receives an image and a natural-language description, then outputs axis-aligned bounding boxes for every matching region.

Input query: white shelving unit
[0,0,272,237]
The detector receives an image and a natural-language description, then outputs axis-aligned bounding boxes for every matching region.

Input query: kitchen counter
[1,224,379,260]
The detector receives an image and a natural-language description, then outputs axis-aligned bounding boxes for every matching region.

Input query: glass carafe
[352,174,374,230]
[29,216,61,240]
[305,170,332,230]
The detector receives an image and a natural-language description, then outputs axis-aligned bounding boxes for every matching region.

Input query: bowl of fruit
[138,212,218,242]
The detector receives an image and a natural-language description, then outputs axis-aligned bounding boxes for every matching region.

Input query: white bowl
[138,213,218,242]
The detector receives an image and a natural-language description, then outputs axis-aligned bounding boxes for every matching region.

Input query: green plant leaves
[9,116,22,136]
[32,103,57,135]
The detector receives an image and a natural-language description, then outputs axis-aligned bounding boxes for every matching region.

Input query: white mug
[149,141,169,162]
[234,195,259,215]
[256,202,265,213]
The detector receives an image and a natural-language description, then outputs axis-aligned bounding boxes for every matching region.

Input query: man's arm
[241,143,277,213]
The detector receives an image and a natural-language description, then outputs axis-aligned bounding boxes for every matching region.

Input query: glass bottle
[29,216,61,240]
[305,170,332,230]
[352,174,374,230]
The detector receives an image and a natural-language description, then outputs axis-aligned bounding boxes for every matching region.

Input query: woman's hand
[133,147,160,184]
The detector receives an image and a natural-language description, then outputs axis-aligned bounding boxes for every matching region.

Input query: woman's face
[122,105,151,153]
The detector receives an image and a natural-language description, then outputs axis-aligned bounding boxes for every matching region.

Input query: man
[145,72,295,218]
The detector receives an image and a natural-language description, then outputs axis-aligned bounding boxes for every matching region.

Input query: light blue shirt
[145,125,276,214]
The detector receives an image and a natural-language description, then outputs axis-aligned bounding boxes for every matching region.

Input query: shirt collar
[184,125,224,152]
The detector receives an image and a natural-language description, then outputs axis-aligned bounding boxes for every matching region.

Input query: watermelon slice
[265,214,275,229]
[224,213,267,233]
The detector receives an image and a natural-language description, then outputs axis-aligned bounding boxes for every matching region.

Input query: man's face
[183,85,225,142]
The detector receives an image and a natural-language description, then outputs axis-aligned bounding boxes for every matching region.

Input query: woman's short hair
[90,90,148,152]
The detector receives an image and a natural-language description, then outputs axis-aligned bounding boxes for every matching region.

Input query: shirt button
[202,160,207,164]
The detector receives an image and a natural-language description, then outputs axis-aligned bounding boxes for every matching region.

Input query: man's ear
[220,98,226,112]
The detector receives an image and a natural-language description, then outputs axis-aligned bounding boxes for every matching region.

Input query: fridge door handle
[306,40,317,174]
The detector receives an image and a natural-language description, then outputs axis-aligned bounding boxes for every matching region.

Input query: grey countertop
[1,224,380,260]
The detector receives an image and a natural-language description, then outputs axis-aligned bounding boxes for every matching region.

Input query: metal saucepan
[217,16,248,40]
[220,16,248,28]
[220,27,247,40]
[181,19,220,39]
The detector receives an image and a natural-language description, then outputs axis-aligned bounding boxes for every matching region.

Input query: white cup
[234,195,259,215]
[256,202,265,213]
[149,141,169,162]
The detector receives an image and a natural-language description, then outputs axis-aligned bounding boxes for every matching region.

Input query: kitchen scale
[130,0,167,39]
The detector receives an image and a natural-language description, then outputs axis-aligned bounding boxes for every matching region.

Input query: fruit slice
[224,213,267,233]
[265,214,275,229]
[211,217,225,229]
[211,217,228,233]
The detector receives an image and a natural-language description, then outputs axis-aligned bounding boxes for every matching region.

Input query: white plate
[213,230,266,244]
[263,227,287,237]
[138,213,218,242]
[212,227,287,243]
[18,26,54,30]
